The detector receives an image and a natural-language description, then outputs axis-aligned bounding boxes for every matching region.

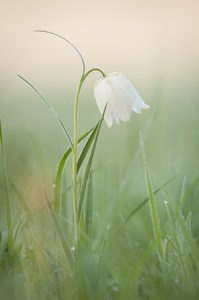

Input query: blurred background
[1,0,199,234]
[0,0,199,89]
[1,0,199,96]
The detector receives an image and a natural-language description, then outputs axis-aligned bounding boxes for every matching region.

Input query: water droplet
[70,246,75,252]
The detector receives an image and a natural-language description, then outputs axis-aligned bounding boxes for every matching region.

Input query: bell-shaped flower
[94,72,149,127]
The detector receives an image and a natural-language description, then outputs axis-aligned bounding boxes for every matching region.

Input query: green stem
[72,78,83,244]
[83,68,106,79]
[140,134,164,260]
[72,68,105,246]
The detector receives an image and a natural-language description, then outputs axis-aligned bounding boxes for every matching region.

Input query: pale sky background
[1,0,199,102]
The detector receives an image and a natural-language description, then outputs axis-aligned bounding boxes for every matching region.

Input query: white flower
[94,72,149,127]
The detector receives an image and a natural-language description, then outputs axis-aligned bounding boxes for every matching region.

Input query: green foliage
[0,121,199,300]
[78,112,104,223]
[54,125,95,213]
[1,40,199,298]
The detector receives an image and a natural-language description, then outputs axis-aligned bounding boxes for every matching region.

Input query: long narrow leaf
[35,30,86,76]
[78,110,105,222]
[164,200,189,277]
[177,212,199,265]
[44,191,74,270]
[54,148,72,213]
[54,125,96,212]
[128,242,155,284]
[77,120,100,173]
[140,133,164,260]
[181,174,199,207]
[9,178,32,217]
[125,174,179,223]
[17,74,72,147]
[0,120,14,255]
[85,171,93,242]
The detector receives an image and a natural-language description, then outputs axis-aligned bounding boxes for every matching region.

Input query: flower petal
[104,75,132,121]
[94,72,149,127]
[94,79,113,127]
[109,73,150,113]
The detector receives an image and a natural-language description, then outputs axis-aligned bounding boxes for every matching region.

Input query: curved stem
[72,68,105,246]
[83,68,106,80]
[72,78,84,244]
[35,30,86,77]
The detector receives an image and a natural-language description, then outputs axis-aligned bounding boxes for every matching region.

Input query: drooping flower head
[94,72,149,127]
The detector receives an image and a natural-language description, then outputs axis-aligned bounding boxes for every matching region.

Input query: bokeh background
[1,0,199,234]
[2,0,199,97]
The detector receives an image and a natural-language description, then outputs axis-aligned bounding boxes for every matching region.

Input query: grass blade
[54,125,96,213]
[35,30,85,76]
[179,176,187,209]
[0,120,14,255]
[125,174,179,223]
[44,191,74,270]
[85,171,93,242]
[78,110,105,222]
[54,148,72,213]
[164,201,190,279]
[128,242,155,284]
[77,120,100,173]
[181,174,199,207]
[9,178,32,217]
[140,132,164,261]
[17,74,72,147]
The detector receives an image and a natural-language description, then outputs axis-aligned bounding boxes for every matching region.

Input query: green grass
[0,79,199,300]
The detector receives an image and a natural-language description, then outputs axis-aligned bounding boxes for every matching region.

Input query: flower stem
[72,68,105,248]
[73,77,84,245]
[83,68,106,79]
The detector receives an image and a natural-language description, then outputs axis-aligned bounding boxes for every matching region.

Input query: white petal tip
[143,104,150,109]
[106,122,113,128]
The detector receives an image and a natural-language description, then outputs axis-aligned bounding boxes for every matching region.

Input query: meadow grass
[1,35,199,299]
[1,86,199,300]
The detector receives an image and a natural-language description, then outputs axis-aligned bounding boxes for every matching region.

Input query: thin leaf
[9,178,32,217]
[35,30,85,76]
[0,120,14,255]
[140,132,164,260]
[181,174,199,207]
[125,174,179,223]
[176,212,199,264]
[79,212,85,245]
[179,176,187,209]
[85,171,93,241]
[13,214,28,241]
[77,120,100,173]
[128,242,155,284]
[17,74,72,147]
[44,191,74,270]
[78,109,105,222]
[164,200,189,277]
[54,125,96,213]
[54,148,72,213]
